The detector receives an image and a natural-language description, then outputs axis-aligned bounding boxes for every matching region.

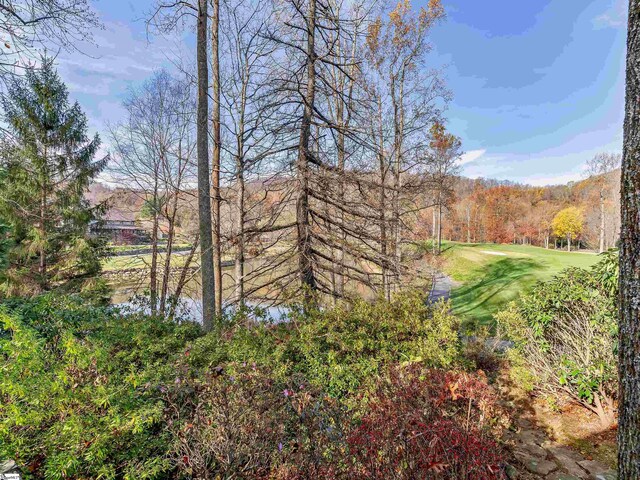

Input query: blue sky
[58,0,627,186]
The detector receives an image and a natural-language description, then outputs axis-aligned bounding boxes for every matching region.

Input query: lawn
[441,242,600,329]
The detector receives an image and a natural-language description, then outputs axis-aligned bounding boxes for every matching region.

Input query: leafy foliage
[0,291,507,479]
[496,253,618,426]
[182,291,461,400]
[0,294,201,479]
[0,58,107,296]
[552,206,583,242]
[346,364,507,479]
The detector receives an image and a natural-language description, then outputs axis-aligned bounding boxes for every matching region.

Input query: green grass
[441,242,600,329]
[102,252,193,272]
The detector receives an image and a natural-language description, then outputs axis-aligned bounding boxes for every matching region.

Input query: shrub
[0,294,202,479]
[346,364,507,479]
[283,291,460,398]
[163,363,346,480]
[496,257,617,426]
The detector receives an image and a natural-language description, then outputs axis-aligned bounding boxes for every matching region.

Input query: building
[90,209,151,245]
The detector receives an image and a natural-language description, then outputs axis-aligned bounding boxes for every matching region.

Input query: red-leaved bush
[163,363,346,480]
[164,362,507,479]
[346,365,508,479]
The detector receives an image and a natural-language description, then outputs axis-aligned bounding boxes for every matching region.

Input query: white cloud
[593,0,627,29]
[458,149,486,166]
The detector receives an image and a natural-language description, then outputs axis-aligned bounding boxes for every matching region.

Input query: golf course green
[441,242,601,328]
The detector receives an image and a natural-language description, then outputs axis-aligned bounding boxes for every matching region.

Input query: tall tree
[211,0,223,316]
[197,0,216,329]
[220,0,282,307]
[0,58,106,294]
[148,0,217,328]
[618,1,640,476]
[428,121,461,254]
[365,0,448,282]
[586,152,621,253]
[108,70,198,318]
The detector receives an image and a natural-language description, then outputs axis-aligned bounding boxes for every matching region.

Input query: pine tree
[0,58,107,295]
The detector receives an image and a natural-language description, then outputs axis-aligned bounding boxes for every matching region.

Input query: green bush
[496,254,618,426]
[0,290,464,478]
[0,294,201,479]
[279,291,460,398]
[183,291,461,400]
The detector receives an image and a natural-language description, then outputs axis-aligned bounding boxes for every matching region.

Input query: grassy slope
[441,242,600,329]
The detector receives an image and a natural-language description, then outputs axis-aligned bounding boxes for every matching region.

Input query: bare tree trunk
[150,178,159,315]
[599,189,606,253]
[618,2,640,476]
[296,0,317,302]
[160,191,179,316]
[390,76,404,288]
[437,202,442,254]
[197,0,215,330]
[567,233,571,252]
[234,177,245,306]
[211,0,223,317]
[336,97,346,298]
[375,100,389,300]
[234,101,246,306]
[170,233,200,321]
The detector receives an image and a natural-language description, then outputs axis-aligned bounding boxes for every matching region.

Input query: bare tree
[618,1,640,476]
[148,0,217,329]
[211,0,223,316]
[219,0,285,307]
[0,0,101,81]
[108,70,198,318]
[428,121,461,254]
[363,0,449,286]
[585,152,621,253]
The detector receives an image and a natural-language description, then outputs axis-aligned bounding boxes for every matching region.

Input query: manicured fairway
[441,242,600,329]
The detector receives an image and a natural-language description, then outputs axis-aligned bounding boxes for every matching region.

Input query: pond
[109,257,291,322]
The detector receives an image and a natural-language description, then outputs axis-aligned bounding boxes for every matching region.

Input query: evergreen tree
[0,58,107,295]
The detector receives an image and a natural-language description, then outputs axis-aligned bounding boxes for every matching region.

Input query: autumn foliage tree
[552,207,583,252]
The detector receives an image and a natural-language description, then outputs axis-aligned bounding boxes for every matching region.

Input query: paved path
[505,418,616,479]
[428,272,456,303]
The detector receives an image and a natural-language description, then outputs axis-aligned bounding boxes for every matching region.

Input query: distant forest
[92,167,620,254]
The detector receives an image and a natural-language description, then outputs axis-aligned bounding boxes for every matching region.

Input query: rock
[517,429,546,445]
[502,430,519,443]
[517,418,533,429]
[547,447,588,478]
[548,446,585,462]
[515,442,548,459]
[592,471,616,480]
[504,463,519,479]
[0,460,17,473]
[547,473,582,480]
[577,460,609,476]
[514,451,558,476]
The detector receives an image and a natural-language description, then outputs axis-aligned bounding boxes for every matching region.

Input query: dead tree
[220,0,286,307]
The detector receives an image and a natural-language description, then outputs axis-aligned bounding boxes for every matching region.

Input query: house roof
[104,209,136,222]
